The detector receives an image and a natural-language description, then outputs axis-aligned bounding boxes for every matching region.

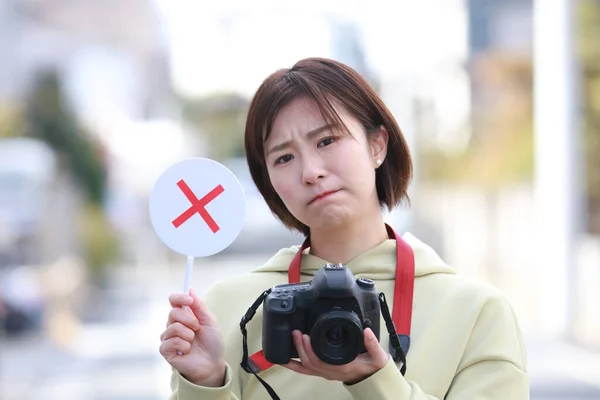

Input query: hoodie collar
[253,232,455,279]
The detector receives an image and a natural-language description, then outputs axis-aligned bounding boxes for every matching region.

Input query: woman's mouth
[309,190,339,205]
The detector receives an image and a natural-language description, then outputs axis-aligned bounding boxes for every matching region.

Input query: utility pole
[533,0,584,337]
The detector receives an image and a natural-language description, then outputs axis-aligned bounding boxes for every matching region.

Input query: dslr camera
[262,263,381,365]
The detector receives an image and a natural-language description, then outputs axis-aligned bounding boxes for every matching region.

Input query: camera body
[262,263,381,365]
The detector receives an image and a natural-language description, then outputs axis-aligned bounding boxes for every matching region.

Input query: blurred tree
[419,52,534,190]
[180,92,249,160]
[24,70,107,205]
[0,103,24,138]
[23,70,119,278]
[420,1,600,233]
[78,202,120,282]
[578,0,600,234]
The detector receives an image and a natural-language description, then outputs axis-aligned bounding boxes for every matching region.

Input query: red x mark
[172,180,225,233]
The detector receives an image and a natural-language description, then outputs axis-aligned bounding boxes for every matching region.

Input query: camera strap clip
[379,292,408,375]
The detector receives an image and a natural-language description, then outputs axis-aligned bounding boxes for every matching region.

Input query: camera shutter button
[356,277,375,289]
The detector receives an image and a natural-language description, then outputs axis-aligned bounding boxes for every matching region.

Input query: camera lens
[310,311,363,365]
[324,326,348,347]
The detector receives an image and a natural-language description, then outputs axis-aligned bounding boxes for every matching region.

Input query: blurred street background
[0,0,599,399]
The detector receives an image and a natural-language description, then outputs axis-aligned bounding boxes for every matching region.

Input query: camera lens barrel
[310,310,364,365]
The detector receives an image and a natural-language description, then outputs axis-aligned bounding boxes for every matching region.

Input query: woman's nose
[301,157,326,185]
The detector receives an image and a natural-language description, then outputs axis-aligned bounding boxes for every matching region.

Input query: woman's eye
[318,137,335,147]
[276,154,293,164]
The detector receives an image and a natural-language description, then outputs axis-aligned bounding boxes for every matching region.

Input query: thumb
[364,328,388,363]
[188,287,216,324]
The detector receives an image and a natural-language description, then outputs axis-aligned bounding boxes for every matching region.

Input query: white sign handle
[183,255,194,304]
[178,255,195,355]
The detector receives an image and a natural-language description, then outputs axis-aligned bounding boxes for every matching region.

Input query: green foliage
[180,92,249,160]
[420,54,534,188]
[24,70,107,205]
[78,202,121,280]
[578,0,600,233]
[420,0,600,236]
[421,119,534,190]
[22,69,120,274]
[0,103,24,138]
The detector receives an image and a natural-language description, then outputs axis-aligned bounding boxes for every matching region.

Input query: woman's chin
[306,208,353,232]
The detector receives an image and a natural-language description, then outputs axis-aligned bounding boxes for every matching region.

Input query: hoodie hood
[253,232,456,280]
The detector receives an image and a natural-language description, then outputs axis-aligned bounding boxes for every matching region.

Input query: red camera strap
[248,224,415,372]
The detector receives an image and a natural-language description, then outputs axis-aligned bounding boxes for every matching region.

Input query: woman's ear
[370,126,389,164]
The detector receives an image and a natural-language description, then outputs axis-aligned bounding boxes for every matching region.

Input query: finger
[159,336,192,358]
[169,293,194,308]
[301,333,323,368]
[167,307,201,330]
[189,288,217,324]
[160,322,196,343]
[363,328,388,366]
[282,359,318,376]
[292,330,313,368]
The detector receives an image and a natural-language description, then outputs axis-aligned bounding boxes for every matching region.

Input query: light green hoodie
[169,233,529,399]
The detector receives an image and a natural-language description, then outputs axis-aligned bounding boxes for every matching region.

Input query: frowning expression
[265,97,387,231]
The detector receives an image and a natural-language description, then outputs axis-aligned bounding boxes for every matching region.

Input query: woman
[159,58,529,400]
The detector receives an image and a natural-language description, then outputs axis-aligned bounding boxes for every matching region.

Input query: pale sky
[152,0,469,98]
[104,0,471,195]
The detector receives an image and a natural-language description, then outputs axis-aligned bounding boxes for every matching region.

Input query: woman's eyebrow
[266,123,334,156]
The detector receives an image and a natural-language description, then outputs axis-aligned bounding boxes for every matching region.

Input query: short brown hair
[244,57,412,234]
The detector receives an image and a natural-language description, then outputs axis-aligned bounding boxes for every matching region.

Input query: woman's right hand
[159,288,226,387]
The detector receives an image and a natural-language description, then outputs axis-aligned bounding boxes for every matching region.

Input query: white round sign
[148,158,246,257]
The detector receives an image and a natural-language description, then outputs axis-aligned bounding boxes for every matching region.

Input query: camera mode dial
[356,277,375,289]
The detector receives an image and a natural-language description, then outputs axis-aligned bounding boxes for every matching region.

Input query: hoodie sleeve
[343,292,529,400]
[168,364,241,400]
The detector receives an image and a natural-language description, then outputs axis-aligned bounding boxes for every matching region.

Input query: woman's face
[264,97,388,232]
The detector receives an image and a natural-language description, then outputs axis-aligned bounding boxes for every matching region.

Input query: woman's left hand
[282,327,389,385]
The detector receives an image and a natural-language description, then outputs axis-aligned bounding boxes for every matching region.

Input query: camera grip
[262,295,296,364]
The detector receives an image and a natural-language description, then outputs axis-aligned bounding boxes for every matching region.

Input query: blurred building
[327,15,373,82]
[468,0,532,58]
[0,0,180,194]
[0,0,203,265]
[463,0,600,348]
[0,0,171,125]
[467,0,533,139]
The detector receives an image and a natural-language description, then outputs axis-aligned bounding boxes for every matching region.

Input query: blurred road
[1,255,599,400]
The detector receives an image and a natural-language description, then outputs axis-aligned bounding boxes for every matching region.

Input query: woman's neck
[308,212,389,265]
